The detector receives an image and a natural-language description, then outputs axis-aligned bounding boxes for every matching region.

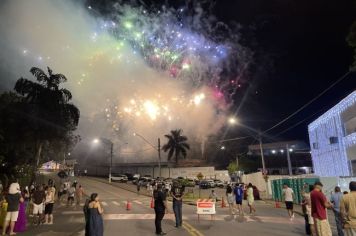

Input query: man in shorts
[234,184,244,215]
[32,185,46,225]
[283,183,295,220]
[44,184,56,224]
[2,184,24,235]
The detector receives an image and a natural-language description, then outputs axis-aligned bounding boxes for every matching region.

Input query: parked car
[111,174,128,183]
[199,180,210,189]
[214,180,225,188]
[124,173,134,181]
[206,179,216,188]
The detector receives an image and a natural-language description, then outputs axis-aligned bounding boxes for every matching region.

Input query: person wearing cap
[340,181,356,236]
[153,184,168,235]
[310,181,332,236]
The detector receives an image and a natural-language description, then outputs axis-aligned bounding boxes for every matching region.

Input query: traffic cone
[126,200,132,210]
[150,198,154,208]
[221,197,226,208]
[275,201,281,208]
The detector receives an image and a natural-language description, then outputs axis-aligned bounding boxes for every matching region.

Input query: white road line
[104,214,176,220]
[62,211,83,215]
[112,201,120,206]
[101,201,108,206]
[133,200,143,205]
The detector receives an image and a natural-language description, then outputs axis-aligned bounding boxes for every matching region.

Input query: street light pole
[286,144,292,176]
[109,142,113,183]
[133,133,161,178]
[158,138,161,178]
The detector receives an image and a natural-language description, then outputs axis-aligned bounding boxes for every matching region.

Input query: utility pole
[109,142,113,183]
[258,135,266,173]
[286,144,292,176]
[158,138,161,178]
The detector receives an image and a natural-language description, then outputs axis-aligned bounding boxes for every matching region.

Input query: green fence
[271,177,319,204]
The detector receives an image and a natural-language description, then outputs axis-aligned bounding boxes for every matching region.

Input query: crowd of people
[0,178,85,235]
[297,181,356,236]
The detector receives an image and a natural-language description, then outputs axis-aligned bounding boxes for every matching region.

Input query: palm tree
[14,67,80,166]
[162,129,190,165]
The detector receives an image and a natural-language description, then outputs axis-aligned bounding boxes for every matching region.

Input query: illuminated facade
[308,91,356,177]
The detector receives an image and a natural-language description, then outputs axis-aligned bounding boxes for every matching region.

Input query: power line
[262,71,351,134]
[271,107,327,138]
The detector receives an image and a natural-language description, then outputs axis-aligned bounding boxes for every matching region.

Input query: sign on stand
[196,199,216,221]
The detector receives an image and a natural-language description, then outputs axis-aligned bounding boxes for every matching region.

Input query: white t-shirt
[283,187,294,202]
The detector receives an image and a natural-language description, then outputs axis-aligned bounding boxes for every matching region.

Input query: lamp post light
[133,133,161,178]
[92,138,114,183]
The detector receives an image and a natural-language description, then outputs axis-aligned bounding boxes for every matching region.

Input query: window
[312,142,319,149]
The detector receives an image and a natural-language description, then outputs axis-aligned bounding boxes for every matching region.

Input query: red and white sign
[196,199,216,215]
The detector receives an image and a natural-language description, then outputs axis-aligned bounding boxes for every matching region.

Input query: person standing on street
[76,185,85,205]
[44,184,55,225]
[340,181,356,236]
[67,184,76,206]
[2,182,24,236]
[301,185,315,236]
[282,183,295,220]
[310,181,332,236]
[234,184,244,216]
[137,182,141,195]
[331,186,344,236]
[226,185,235,215]
[32,185,46,225]
[153,184,168,235]
[171,181,185,228]
[86,193,104,236]
[247,183,256,215]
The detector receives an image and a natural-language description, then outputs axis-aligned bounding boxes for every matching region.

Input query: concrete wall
[85,165,225,180]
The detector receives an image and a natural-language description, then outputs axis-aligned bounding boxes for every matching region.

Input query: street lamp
[133,132,161,178]
[228,117,238,125]
[92,138,114,183]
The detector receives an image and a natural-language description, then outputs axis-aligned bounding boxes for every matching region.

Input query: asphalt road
[21,176,337,236]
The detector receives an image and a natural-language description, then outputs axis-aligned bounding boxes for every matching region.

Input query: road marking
[101,201,108,206]
[103,213,175,220]
[62,211,83,215]
[182,222,204,236]
[112,201,120,206]
[133,200,143,205]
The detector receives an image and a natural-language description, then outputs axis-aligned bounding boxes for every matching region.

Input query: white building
[308,91,356,177]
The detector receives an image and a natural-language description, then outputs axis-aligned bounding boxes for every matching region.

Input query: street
[20,176,334,236]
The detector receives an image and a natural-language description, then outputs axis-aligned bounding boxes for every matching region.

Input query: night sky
[1,0,355,144]
[86,0,356,143]
[214,0,356,142]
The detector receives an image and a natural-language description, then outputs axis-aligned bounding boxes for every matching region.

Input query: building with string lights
[308,91,356,177]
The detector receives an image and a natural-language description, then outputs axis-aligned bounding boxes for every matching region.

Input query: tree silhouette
[14,67,80,166]
[162,129,190,165]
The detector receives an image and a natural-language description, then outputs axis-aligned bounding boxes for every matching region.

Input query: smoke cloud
[0,0,249,162]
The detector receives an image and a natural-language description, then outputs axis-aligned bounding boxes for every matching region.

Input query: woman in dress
[14,190,27,232]
[86,193,104,236]
[226,185,235,215]
[247,183,256,215]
